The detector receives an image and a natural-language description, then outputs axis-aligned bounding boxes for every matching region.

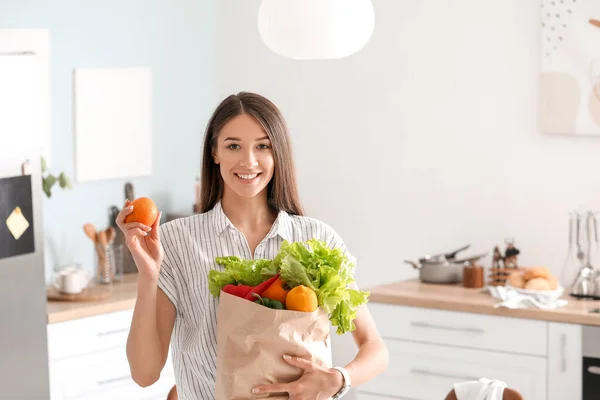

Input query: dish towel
[488,285,568,310]
[454,378,507,400]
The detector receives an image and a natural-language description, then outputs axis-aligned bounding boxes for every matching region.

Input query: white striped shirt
[158,200,354,400]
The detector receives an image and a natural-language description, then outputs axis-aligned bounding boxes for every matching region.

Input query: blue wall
[0,0,216,280]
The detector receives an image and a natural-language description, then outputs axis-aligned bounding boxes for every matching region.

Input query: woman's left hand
[252,355,343,399]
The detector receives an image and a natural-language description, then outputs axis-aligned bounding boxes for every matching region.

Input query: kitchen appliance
[0,48,51,398]
[582,325,600,399]
[404,245,488,284]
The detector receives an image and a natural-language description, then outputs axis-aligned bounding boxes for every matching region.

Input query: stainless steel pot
[404,246,487,284]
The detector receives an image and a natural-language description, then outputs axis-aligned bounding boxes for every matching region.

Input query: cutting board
[46,285,112,302]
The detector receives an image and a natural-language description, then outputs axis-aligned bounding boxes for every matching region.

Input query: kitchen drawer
[359,339,546,400]
[47,310,134,360]
[369,303,547,356]
[49,345,174,400]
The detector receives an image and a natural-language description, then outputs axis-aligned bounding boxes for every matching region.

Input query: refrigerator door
[0,49,50,397]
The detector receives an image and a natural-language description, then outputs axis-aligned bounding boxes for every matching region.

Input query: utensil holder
[95,243,115,284]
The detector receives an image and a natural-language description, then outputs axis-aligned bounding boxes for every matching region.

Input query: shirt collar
[211,200,230,235]
[211,200,293,242]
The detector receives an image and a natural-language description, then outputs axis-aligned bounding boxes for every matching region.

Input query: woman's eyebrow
[223,136,270,141]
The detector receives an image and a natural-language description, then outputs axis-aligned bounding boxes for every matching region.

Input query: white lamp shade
[258,0,375,60]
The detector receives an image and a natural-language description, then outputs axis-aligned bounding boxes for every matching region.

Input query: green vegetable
[252,293,285,310]
[273,239,370,335]
[207,239,369,334]
[208,256,272,297]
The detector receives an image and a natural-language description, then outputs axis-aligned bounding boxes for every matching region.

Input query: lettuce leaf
[274,239,369,334]
[207,256,272,297]
[278,255,316,290]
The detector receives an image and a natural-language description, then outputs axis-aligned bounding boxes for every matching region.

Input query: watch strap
[331,366,351,399]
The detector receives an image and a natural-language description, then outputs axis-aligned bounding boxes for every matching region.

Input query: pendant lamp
[258,0,375,60]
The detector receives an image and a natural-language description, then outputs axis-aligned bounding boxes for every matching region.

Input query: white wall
[217,0,600,289]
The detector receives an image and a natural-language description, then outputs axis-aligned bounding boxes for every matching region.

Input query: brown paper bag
[215,291,332,399]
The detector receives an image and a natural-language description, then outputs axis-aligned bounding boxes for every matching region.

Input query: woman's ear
[212,150,219,164]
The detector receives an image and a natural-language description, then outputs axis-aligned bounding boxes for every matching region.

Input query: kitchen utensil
[561,211,581,288]
[412,244,471,266]
[109,206,120,228]
[109,203,137,275]
[570,212,599,299]
[97,230,107,247]
[125,182,134,201]
[106,227,116,244]
[443,244,471,260]
[83,223,96,242]
[405,252,488,284]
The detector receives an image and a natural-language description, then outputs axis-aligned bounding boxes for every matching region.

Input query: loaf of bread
[507,267,559,291]
[525,277,551,291]
[522,266,551,281]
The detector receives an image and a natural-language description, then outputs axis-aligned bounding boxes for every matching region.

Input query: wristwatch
[331,366,351,399]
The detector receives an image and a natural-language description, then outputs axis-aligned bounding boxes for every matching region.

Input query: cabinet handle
[96,328,129,337]
[560,333,567,373]
[410,321,485,334]
[588,366,600,375]
[97,375,131,386]
[410,368,479,382]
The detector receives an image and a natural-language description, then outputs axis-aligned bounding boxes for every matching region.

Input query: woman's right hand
[116,200,164,282]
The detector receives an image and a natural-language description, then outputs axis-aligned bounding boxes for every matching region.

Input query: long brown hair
[197,92,304,215]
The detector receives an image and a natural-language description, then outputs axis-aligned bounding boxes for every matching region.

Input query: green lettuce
[208,256,272,297]
[207,240,369,335]
[273,239,370,335]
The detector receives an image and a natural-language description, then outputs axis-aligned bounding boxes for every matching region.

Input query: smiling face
[212,113,275,200]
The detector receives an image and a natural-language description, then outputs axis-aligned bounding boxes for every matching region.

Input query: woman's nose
[239,150,258,168]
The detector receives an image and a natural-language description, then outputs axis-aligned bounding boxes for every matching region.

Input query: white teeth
[236,173,258,180]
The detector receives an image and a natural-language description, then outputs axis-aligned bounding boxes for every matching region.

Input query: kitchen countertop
[48,275,600,326]
[369,279,600,326]
[47,274,138,324]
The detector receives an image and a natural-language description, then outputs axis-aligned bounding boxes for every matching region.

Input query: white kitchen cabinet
[364,303,582,400]
[47,310,175,400]
[547,322,582,400]
[358,339,546,400]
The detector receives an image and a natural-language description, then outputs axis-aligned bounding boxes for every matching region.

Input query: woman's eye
[226,144,240,150]
[257,143,270,149]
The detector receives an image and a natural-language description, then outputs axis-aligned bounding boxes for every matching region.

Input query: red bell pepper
[243,274,280,300]
[223,284,253,299]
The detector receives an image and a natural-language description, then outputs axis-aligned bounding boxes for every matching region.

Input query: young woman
[116,92,388,400]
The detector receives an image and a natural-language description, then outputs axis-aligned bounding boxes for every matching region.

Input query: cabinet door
[47,309,134,361]
[548,322,582,400]
[359,339,547,400]
[49,346,175,400]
